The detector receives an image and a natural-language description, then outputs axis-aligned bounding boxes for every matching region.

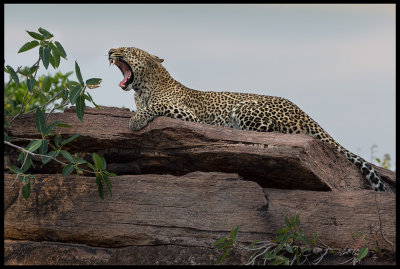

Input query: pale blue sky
[4,4,396,169]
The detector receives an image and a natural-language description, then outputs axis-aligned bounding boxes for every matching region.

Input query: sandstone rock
[6,106,396,192]
[4,106,396,265]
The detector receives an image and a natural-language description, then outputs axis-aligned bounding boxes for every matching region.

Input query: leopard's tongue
[118,62,132,88]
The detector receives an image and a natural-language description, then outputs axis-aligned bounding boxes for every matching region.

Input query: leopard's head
[108,47,164,91]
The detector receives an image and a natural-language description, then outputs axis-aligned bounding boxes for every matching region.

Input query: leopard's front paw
[129,116,148,131]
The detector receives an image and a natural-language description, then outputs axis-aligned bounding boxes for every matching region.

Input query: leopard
[108,46,386,192]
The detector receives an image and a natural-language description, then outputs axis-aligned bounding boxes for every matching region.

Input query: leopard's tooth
[109,59,113,66]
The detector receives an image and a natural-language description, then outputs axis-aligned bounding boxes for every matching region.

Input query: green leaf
[102,173,112,196]
[356,248,369,262]
[42,76,51,92]
[18,174,26,183]
[55,41,67,59]
[26,31,44,40]
[264,250,275,260]
[9,165,24,174]
[285,244,294,253]
[87,162,95,170]
[96,174,104,199]
[217,240,233,250]
[214,237,228,247]
[49,51,56,69]
[38,27,53,39]
[75,158,87,165]
[39,139,48,155]
[312,232,318,245]
[75,61,84,85]
[273,242,285,255]
[60,150,74,163]
[278,226,291,234]
[66,80,80,90]
[53,50,60,68]
[18,40,40,53]
[61,134,80,146]
[54,135,62,147]
[101,156,107,170]
[42,150,57,164]
[103,171,117,177]
[230,225,240,242]
[27,77,36,92]
[272,233,287,243]
[42,46,50,69]
[85,92,99,108]
[39,46,44,61]
[6,65,19,85]
[21,155,33,173]
[76,95,86,121]
[62,163,75,177]
[35,108,47,135]
[69,85,83,105]
[22,181,31,200]
[297,229,309,245]
[27,139,42,152]
[86,78,102,89]
[92,153,104,170]
[27,65,39,76]
[284,216,290,227]
[289,216,295,226]
[48,42,58,54]
[295,214,300,227]
[217,248,232,264]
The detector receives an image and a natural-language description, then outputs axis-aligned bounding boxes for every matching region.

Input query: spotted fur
[108,47,386,192]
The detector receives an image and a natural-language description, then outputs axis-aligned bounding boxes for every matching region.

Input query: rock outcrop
[4,106,396,265]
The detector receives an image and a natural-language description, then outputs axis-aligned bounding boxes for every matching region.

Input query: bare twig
[9,90,30,123]
[338,257,355,265]
[24,90,65,115]
[46,98,70,121]
[312,247,331,265]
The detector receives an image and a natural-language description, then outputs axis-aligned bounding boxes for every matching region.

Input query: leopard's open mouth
[109,58,133,90]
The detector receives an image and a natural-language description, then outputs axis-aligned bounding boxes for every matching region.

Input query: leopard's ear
[149,53,164,63]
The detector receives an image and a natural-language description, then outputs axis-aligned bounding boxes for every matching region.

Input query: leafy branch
[214,213,375,265]
[4,27,113,200]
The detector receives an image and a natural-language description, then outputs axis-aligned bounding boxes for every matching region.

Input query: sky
[4,4,396,169]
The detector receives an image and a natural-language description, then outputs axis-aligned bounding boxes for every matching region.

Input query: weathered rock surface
[4,106,396,265]
[5,106,396,192]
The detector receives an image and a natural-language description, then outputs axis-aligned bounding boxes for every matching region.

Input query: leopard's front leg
[129,103,200,130]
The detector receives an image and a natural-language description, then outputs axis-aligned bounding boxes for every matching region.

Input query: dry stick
[373,192,395,253]
[9,90,30,123]
[24,90,64,115]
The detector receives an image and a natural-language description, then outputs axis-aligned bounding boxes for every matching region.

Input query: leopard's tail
[327,139,386,192]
